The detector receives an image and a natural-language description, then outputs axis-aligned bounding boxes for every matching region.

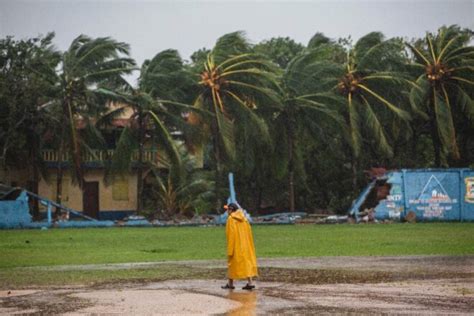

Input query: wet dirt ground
[1,255,473,315]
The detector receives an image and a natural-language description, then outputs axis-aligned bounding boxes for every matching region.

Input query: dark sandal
[242,284,255,290]
[221,284,235,289]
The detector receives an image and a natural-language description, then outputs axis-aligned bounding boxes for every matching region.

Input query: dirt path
[30,255,474,273]
[1,256,473,315]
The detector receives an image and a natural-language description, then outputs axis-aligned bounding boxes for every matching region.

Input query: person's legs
[242,277,255,290]
[222,278,234,289]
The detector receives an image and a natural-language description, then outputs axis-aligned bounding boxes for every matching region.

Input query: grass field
[1,223,473,288]
[1,223,473,269]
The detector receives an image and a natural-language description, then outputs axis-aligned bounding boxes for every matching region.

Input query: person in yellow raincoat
[222,203,258,290]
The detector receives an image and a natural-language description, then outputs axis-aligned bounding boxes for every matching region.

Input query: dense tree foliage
[407,25,474,166]
[95,49,193,213]
[1,25,473,216]
[188,32,281,209]
[48,35,135,209]
[0,33,59,217]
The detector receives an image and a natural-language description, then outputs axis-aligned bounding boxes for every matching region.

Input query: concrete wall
[352,168,474,221]
[0,191,31,228]
[0,168,30,187]
[38,169,137,213]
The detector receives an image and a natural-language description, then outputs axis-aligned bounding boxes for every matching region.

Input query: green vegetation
[1,25,473,216]
[0,265,221,288]
[0,224,472,269]
[1,223,472,288]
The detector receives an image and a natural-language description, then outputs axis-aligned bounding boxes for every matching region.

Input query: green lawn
[1,223,473,269]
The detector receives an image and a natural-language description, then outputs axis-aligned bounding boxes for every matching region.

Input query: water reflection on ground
[227,290,257,316]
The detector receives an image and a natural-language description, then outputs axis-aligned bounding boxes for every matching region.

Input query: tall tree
[190,31,281,209]
[272,47,343,212]
[407,25,474,166]
[50,35,135,211]
[254,37,304,69]
[0,33,60,217]
[305,32,412,189]
[97,49,194,213]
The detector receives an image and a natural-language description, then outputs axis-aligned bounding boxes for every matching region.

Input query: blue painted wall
[402,170,461,221]
[374,172,404,220]
[0,191,32,228]
[351,169,474,221]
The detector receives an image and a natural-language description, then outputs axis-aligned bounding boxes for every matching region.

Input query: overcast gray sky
[1,0,472,83]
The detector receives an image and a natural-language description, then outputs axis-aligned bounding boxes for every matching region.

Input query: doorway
[83,181,99,219]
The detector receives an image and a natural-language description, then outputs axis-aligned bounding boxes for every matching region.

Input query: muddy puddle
[1,256,473,315]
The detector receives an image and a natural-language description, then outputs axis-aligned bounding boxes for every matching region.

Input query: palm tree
[407,25,474,166]
[305,32,412,189]
[190,31,281,209]
[97,49,194,213]
[50,35,135,210]
[272,48,344,212]
[254,37,304,69]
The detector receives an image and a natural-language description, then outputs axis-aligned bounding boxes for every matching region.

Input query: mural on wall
[385,183,403,219]
[408,175,457,218]
[351,169,474,222]
[466,177,474,203]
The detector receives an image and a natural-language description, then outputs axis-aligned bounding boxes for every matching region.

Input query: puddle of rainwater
[226,291,257,316]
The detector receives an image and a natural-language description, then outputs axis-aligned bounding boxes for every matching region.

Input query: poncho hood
[230,210,246,222]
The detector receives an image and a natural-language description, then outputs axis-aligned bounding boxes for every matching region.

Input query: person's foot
[242,284,255,290]
[221,284,235,290]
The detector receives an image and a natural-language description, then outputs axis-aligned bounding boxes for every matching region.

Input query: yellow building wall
[0,168,31,187]
[38,169,138,212]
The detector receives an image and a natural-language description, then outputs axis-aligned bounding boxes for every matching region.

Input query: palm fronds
[407,25,473,163]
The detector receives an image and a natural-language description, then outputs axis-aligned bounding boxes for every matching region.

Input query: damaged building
[350,169,474,222]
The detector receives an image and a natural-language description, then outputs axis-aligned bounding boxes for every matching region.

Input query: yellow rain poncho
[226,209,258,279]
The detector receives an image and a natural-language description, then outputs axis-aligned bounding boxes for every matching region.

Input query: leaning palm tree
[407,25,474,166]
[51,35,135,209]
[190,31,281,209]
[305,32,412,188]
[271,47,344,212]
[97,49,194,213]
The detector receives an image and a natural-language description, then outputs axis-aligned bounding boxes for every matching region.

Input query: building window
[113,177,129,201]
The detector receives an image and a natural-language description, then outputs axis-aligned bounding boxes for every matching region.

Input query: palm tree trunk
[430,121,442,167]
[55,137,64,217]
[313,166,330,207]
[426,93,443,167]
[459,125,471,166]
[411,125,419,168]
[287,125,295,213]
[30,131,40,219]
[56,98,70,217]
[351,152,358,192]
[214,133,223,212]
[136,111,145,213]
[255,185,262,216]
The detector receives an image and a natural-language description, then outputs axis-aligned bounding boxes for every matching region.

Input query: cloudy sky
[1,0,472,83]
